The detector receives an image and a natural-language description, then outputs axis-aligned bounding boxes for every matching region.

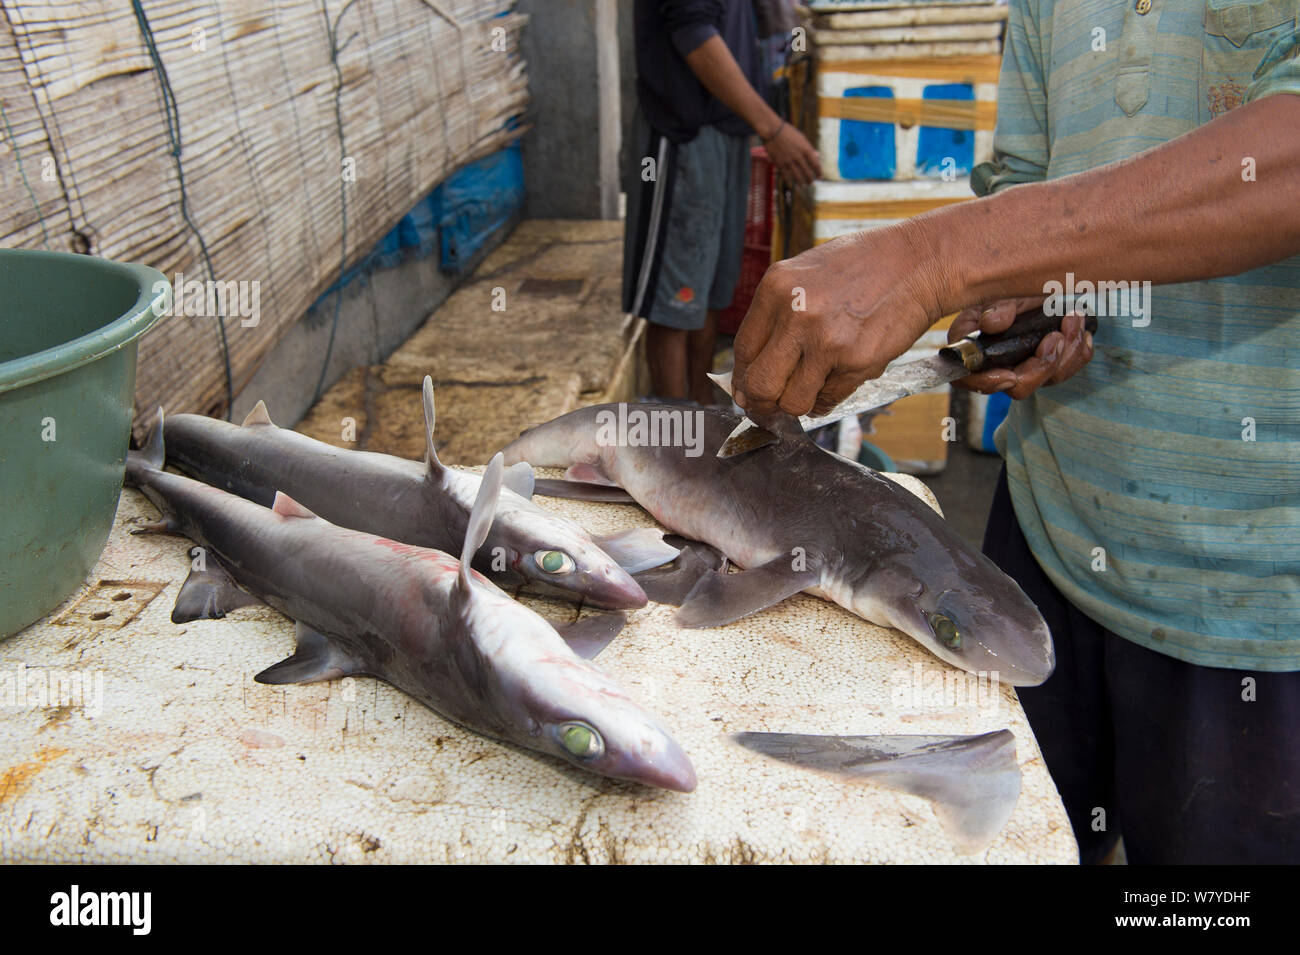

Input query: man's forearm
[918,93,1300,314]
[683,34,780,138]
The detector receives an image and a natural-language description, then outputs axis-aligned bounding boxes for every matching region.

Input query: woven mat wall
[0,1,528,420]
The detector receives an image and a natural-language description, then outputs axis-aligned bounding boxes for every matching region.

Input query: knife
[714,306,1096,458]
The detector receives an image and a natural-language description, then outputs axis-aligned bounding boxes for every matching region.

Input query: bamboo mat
[0,1,528,424]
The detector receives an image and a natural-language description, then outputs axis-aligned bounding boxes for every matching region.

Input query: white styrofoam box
[809,179,975,245]
[816,39,1002,63]
[814,4,1008,31]
[814,56,1000,181]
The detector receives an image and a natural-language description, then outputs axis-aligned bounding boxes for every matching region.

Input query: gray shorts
[622,112,750,331]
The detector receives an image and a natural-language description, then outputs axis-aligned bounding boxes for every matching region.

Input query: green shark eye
[559,722,604,759]
[535,550,575,575]
[931,613,962,650]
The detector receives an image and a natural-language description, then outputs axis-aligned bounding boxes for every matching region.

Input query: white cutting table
[0,474,1076,863]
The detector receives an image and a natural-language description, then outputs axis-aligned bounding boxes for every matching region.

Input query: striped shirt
[972,0,1300,670]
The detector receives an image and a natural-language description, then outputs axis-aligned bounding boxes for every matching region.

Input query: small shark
[160,377,677,611]
[125,413,697,792]
[502,403,1055,686]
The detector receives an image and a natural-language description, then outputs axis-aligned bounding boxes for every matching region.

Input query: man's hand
[764,123,820,185]
[947,297,1094,399]
[731,224,946,417]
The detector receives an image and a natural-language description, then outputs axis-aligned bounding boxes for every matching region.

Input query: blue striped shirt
[973,0,1300,670]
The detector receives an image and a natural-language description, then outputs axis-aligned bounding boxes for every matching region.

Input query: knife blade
[714,305,1095,458]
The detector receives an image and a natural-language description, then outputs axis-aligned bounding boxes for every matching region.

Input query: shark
[501,403,1055,686]
[124,413,697,792]
[158,377,677,612]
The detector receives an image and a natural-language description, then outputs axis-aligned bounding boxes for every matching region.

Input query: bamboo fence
[0,0,529,420]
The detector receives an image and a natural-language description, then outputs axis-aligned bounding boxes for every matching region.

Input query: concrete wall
[618,0,638,196]
[518,0,622,219]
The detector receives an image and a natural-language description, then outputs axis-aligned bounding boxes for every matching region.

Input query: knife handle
[939,307,1099,373]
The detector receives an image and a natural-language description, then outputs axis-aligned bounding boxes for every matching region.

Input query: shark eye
[559,721,604,759]
[535,550,575,575]
[930,613,962,650]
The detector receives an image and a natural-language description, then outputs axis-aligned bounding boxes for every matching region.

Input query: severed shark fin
[458,453,505,592]
[421,375,445,477]
[271,492,318,520]
[502,461,535,499]
[593,528,681,574]
[255,620,366,685]
[553,611,627,659]
[676,556,821,629]
[532,478,637,504]
[171,555,264,623]
[732,729,1022,855]
[635,540,727,606]
[240,400,275,428]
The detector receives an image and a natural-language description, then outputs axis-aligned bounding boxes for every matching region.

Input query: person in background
[730,0,1299,863]
[624,0,820,403]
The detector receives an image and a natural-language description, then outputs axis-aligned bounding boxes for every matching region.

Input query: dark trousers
[982,468,1300,864]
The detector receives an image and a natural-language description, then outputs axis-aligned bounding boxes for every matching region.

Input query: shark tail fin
[457,452,505,592]
[422,375,443,477]
[125,407,166,487]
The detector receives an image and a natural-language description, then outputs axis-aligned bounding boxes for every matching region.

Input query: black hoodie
[633,0,766,144]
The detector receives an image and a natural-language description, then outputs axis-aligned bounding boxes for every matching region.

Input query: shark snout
[610,735,698,793]
[580,567,648,610]
[992,617,1055,687]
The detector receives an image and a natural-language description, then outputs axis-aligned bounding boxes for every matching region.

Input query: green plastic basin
[0,250,166,638]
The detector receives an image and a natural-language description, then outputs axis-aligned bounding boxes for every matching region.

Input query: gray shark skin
[124,416,697,793]
[160,377,673,611]
[501,404,1055,686]
[732,729,1022,854]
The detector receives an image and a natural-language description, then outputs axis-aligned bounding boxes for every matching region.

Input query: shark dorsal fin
[241,400,275,428]
[271,492,318,520]
[422,375,443,476]
[458,453,504,591]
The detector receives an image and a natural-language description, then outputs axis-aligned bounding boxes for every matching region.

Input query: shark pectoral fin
[254,621,364,685]
[634,541,726,606]
[564,463,618,486]
[553,611,627,659]
[675,557,821,629]
[593,528,681,574]
[240,400,275,428]
[171,559,263,623]
[502,461,536,499]
[458,453,505,592]
[532,478,637,504]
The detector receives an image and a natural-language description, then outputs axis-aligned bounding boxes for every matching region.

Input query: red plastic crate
[718,146,774,336]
